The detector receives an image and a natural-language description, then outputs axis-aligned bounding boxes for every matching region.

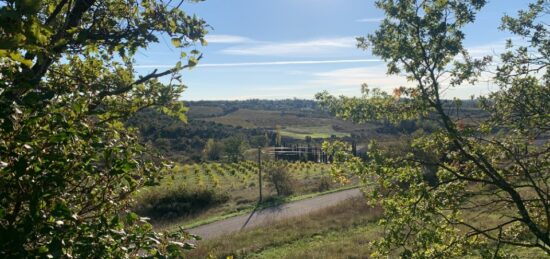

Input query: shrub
[266,165,295,196]
[0,1,207,256]
[318,176,332,192]
[134,186,229,223]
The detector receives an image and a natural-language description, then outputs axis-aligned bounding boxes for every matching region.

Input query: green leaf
[171,38,182,48]
[38,246,49,254]
[126,212,139,222]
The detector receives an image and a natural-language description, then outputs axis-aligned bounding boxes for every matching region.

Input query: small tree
[266,164,294,196]
[203,138,223,161]
[275,125,282,146]
[223,136,248,162]
[0,0,207,257]
[317,0,550,257]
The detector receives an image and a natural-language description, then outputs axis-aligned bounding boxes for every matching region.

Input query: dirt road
[188,188,363,240]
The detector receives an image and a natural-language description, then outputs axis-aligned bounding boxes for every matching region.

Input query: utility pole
[257,147,263,203]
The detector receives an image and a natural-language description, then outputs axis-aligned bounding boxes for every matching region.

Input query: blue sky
[135,0,532,100]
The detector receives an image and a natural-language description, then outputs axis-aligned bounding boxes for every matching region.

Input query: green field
[132,161,358,230]
[280,125,351,139]
[187,105,225,118]
[195,107,383,141]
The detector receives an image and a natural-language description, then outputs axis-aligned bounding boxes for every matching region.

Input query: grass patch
[187,105,225,119]
[177,185,360,230]
[204,109,365,131]
[182,184,547,258]
[187,196,383,258]
[280,125,351,140]
[250,224,381,259]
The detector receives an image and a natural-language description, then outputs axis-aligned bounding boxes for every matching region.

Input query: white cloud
[244,65,410,98]
[134,59,382,69]
[466,41,507,57]
[205,34,252,44]
[199,59,381,67]
[356,17,384,23]
[309,65,410,91]
[221,37,357,56]
[253,65,495,99]
[187,90,317,100]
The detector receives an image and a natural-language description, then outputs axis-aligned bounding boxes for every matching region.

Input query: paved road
[188,188,363,240]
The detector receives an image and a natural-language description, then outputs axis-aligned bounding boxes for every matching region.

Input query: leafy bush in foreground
[318,0,550,257]
[0,0,207,257]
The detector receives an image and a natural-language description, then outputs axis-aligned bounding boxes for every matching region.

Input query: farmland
[132,160,358,230]
[198,107,377,141]
[279,125,351,139]
[128,99,467,163]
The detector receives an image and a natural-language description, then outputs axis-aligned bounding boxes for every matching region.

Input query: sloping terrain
[188,188,363,239]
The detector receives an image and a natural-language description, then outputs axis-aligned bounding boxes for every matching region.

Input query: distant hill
[127,108,268,162]
[129,99,488,162]
[186,99,321,117]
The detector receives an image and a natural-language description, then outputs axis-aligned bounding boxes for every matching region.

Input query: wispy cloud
[204,92,313,100]
[221,37,357,56]
[249,64,491,99]
[309,65,410,92]
[185,86,322,100]
[134,59,382,69]
[205,34,252,44]
[356,17,384,23]
[252,66,409,94]
[466,41,507,57]
[308,65,497,98]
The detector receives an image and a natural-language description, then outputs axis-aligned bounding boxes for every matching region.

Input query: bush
[0,1,208,257]
[134,186,229,223]
[266,165,295,196]
[318,176,332,192]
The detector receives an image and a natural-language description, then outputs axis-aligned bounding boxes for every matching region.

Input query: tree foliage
[317,0,550,257]
[127,108,267,162]
[203,138,223,161]
[223,136,248,163]
[0,0,207,257]
[266,164,295,197]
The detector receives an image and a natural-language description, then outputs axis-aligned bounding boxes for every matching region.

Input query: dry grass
[280,125,351,139]
[204,109,365,131]
[251,224,380,259]
[183,185,548,258]
[187,197,383,258]
[187,105,225,118]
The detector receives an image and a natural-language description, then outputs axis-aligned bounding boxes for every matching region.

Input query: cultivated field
[279,125,350,139]
[201,108,368,139]
[133,161,358,230]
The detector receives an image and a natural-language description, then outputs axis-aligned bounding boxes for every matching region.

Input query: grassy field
[132,161,358,230]
[199,108,377,140]
[187,196,384,258]
[204,109,330,128]
[182,185,548,258]
[187,105,225,118]
[203,109,366,131]
[280,125,351,139]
